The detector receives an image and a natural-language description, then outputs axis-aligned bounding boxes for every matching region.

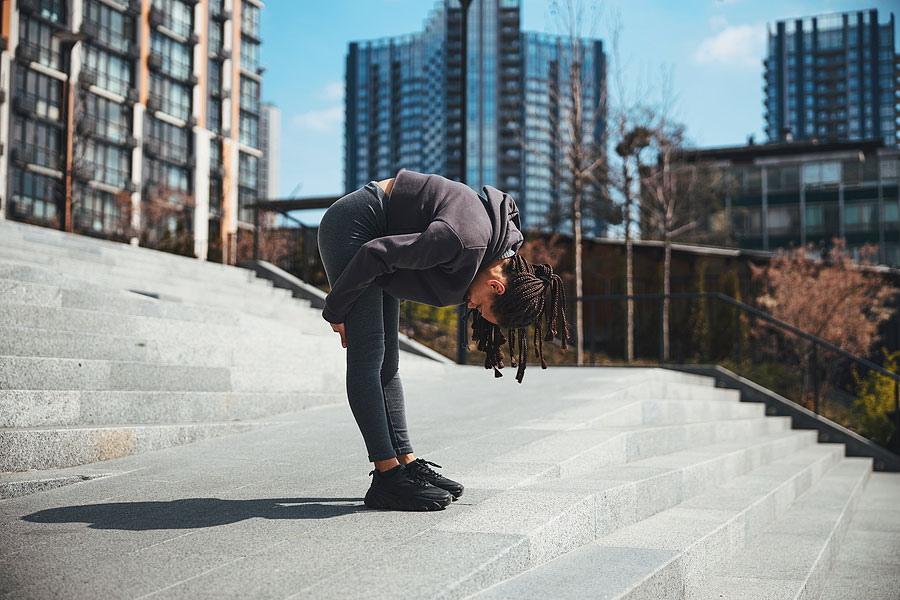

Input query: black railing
[570,293,900,454]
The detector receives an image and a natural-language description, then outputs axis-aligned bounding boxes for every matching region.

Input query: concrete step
[0,465,117,500]
[0,355,340,394]
[0,224,265,285]
[0,326,155,362]
[0,302,323,343]
[819,471,900,600]
[0,389,345,428]
[688,458,873,600]
[0,274,317,329]
[472,452,867,600]
[0,252,298,317]
[0,356,232,392]
[0,420,267,471]
[0,245,286,298]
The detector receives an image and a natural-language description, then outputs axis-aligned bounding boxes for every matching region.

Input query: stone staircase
[0,219,441,492]
[1,220,897,599]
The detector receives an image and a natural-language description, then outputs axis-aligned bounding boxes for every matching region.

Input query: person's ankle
[397,453,415,465]
[374,458,400,472]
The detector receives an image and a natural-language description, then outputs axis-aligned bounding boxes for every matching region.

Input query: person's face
[465,265,507,325]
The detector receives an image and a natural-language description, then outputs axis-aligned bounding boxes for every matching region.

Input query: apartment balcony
[13,95,38,116]
[15,41,41,64]
[210,8,232,22]
[149,7,164,27]
[16,0,42,15]
[79,69,98,88]
[12,145,64,172]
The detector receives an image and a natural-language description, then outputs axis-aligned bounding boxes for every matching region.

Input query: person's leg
[342,284,399,465]
[380,292,414,464]
[317,185,398,467]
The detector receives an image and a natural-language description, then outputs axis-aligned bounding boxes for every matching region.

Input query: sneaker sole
[364,489,452,512]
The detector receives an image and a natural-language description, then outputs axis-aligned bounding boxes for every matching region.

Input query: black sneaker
[405,458,464,500]
[363,463,453,511]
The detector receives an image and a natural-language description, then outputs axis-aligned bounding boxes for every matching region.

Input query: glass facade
[691,141,900,266]
[765,9,898,147]
[344,0,606,236]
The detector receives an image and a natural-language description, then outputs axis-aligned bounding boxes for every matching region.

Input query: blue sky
[260,0,899,200]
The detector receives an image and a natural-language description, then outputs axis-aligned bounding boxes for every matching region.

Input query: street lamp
[456,0,473,365]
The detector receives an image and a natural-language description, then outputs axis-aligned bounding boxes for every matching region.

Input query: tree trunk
[663,232,671,362]
[623,162,634,363]
[574,185,584,366]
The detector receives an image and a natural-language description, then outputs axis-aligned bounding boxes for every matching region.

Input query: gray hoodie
[321,168,524,324]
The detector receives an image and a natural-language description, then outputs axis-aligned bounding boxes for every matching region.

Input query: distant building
[677,139,900,266]
[344,0,607,237]
[764,8,898,146]
[0,0,269,264]
[259,103,279,201]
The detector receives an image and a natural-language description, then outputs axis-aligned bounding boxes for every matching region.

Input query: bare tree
[638,118,723,361]
[516,0,608,365]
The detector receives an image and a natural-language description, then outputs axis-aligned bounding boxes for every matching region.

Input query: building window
[805,204,825,234]
[151,33,192,81]
[84,0,133,54]
[11,168,60,222]
[209,0,225,18]
[83,93,131,143]
[207,98,221,133]
[152,0,193,39]
[14,117,63,170]
[731,206,761,236]
[240,76,259,113]
[208,21,223,54]
[239,112,258,148]
[210,139,222,172]
[83,45,132,96]
[146,157,190,193]
[34,0,65,23]
[85,140,131,187]
[147,117,190,163]
[15,68,63,121]
[149,74,191,121]
[75,186,124,236]
[241,1,260,38]
[240,38,259,72]
[767,205,800,235]
[843,202,879,232]
[18,15,62,70]
[801,161,840,186]
[238,151,258,222]
[208,59,222,95]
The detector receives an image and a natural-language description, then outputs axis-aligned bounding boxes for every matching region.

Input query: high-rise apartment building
[258,101,278,201]
[344,0,606,236]
[764,9,898,146]
[0,0,267,264]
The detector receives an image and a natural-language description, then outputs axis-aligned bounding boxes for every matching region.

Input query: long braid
[470,255,570,383]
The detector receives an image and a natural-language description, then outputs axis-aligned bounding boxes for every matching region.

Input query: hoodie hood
[479,184,524,270]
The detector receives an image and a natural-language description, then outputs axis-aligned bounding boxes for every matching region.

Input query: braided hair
[469,255,569,383]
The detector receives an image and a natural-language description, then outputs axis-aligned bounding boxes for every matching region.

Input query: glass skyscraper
[344,0,607,236]
[764,9,898,146]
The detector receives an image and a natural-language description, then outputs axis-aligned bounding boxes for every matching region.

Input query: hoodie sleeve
[322,220,463,324]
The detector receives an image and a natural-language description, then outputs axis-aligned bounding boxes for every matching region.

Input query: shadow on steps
[21,496,368,530]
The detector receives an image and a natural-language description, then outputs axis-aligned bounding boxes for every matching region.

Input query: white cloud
[694,24,765,69]
[290,105,343,133]
[317,81,344,102]
[708,15,728,30]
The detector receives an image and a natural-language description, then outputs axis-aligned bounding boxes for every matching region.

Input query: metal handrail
[575,292,900,454]
[577,292,900,382]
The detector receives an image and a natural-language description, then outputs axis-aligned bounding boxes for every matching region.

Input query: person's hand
[330,323,346,348]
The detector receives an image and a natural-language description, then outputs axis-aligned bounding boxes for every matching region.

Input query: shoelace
[368,465,433,486]
[409,459,443,479]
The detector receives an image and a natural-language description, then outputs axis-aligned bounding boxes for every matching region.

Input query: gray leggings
[317,181,413,463]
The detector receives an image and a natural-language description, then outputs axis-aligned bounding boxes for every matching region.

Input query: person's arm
[322,220,462,324]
